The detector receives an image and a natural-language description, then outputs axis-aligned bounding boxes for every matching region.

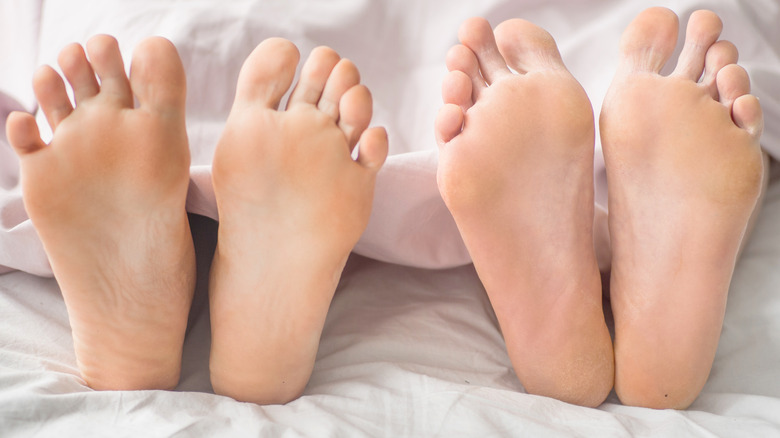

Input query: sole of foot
[600,7,764,409]
[436,17,614,407]
[208,38,388,404]
[6,35,195,390]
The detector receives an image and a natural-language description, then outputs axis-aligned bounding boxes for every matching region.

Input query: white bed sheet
[1,0,780,436]
[3,199,780,436]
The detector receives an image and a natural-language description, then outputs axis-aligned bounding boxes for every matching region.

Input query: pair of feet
[436,7,764,409]
[5,6,765,410]
[6,36,387,403]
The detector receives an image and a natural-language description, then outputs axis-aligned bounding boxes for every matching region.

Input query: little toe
[6,111,46,155]
[494,19,565,73]
[701,40,738,99]
[233,38,300,110]
[85,35,133,107]
[337,84,372,151]
[58,43,99,104]
[617,7,679,73]
[434,103,464,146]
[129,37,187,113]
[442,70,473,110]
[33,65,73,130]
[318,58,360,121]
[287,46,341,108]
[672,10,723,80]
[458,17,511,84]
[356,126,389,172]
[446,44,486,101]
[732,94,763,138]
[716,63,750,109]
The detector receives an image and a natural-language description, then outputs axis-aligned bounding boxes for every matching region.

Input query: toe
[494,19,566,73]
[716,63,750,109]
[434,103,464,146]
[337,84,372,151]
[446,44,485,101]
[617,7,679,73]
[86,35,133,107]
[129,37,187,113]
[701,40,738,99]
[6,111,46,155]
[458,17,511,84]
[58,43,99,104]
[717,63,761,136]
[33,65,73,130]
[356,126,388,172]
[318,58,360,121]
[732,94,763,138]
[234,38,300,110]
[287,46,341,108]
[672,10,723,80]
[442,70,473,111]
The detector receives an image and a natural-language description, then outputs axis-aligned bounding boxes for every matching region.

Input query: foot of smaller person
[436,18,614,407]
[5,36,195,390]
[209,38,388,404]
[601,8,764,409]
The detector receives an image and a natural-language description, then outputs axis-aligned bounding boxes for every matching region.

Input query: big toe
[233,38,300,109]
[493,19,565,73]
[617,7,679,73]
[130,37,187,112]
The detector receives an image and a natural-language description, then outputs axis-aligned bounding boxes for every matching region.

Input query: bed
[2,0,780,436]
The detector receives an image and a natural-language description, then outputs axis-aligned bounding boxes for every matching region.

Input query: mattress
[1,0,780,436]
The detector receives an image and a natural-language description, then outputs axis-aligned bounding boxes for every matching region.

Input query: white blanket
[1,0,780,436]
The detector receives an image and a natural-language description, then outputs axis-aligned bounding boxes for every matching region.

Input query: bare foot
[5,36,195,390]
[209,39,388,404]
[600,8,764,409]
[436,18,613,407]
